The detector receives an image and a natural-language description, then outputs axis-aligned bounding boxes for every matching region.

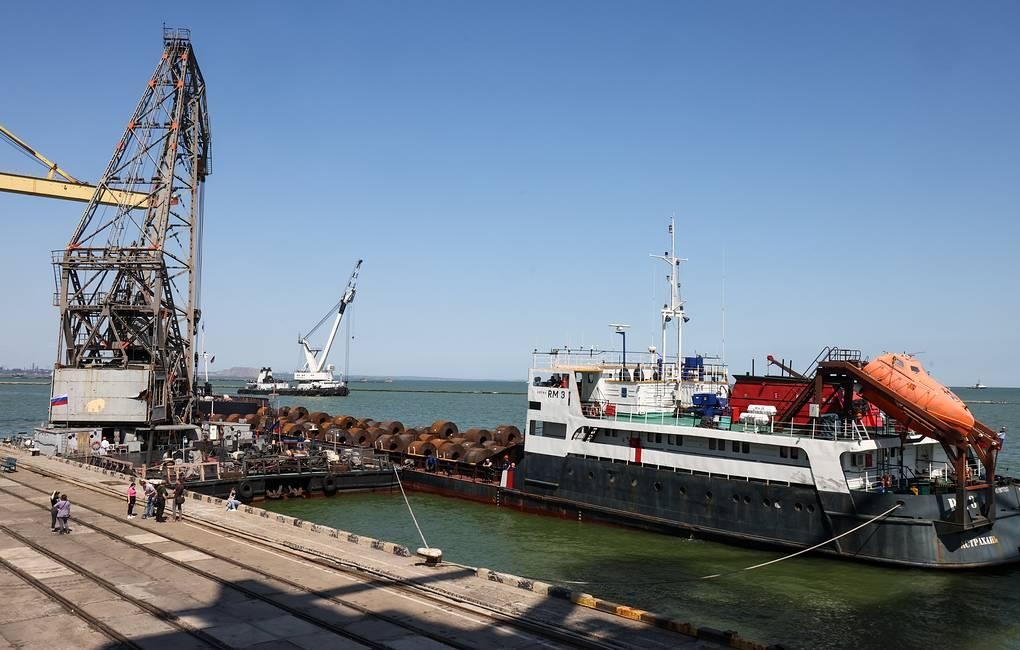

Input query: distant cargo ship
[239,261,361,399]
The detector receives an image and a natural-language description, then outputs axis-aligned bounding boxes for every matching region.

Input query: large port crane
[43,27,210,435]
[0,125,151,207]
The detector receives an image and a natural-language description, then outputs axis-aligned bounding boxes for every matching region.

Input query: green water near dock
[3,380,1020,649]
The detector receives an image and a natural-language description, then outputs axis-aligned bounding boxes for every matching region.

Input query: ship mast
[651,218,686,377]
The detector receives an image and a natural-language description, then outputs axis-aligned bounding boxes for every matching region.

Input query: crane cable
[700,502,904,579]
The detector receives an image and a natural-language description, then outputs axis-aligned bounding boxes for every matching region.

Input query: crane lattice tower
[50,27,210,429]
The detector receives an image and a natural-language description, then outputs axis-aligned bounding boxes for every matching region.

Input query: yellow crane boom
[0,123,150,208]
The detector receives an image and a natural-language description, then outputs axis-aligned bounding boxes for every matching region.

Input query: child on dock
[127,480,137,519]
[225,488,240,511]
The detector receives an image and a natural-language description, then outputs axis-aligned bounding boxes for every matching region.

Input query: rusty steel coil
[374,433,395,450]
[448,437,466,446]
[209,413,225,422]
[224,413,240,423]
[437,442,466,461]
[495,425,522,445]
[460,441,478,449]
[287,406,308,422]
[417,433,436,442]
[278,406,290,417]
[394,433,416,452]
[407,441,437,457]
[324,427,349,444]
[353,429,381,447]
[429,420,459,438]
[332,415,355,428]
[243,414,258,426]
[462,448,492,465]
[461,428,491,444]
[306,411,330,425]
[357,417,377,429]
[281,422,302,436]
[256,406,272,417]
[378,420,404,434]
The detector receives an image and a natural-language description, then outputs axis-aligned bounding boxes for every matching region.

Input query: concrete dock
[0,446,770,649]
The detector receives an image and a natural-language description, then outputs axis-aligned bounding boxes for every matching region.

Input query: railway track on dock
[0,523,228,649]
[0,465,661,649]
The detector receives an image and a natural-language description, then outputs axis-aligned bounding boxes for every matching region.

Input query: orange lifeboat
[860,353,974,435]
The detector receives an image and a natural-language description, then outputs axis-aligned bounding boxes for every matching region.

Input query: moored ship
[508,221,1020,568]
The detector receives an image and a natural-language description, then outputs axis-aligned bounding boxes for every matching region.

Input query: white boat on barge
[510,221,1020,568]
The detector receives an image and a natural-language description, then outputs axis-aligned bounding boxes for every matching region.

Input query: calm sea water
[3,380,1019,649]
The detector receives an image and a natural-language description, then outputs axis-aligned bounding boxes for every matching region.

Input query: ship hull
[238,386,350,397]
[510,453,1020,568]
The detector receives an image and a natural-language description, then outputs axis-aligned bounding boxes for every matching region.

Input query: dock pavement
[0,446,773,649]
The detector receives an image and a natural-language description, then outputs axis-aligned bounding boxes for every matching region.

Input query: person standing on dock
[49,489,60,532]
[55,494,71,534]
[142,480,156,519]
[154,481,168,522]
[126,480,137,519]
[173,477,185,521]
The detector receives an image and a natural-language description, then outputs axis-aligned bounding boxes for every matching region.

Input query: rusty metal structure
[49,27,210,431]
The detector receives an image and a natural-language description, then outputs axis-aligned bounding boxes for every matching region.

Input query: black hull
[184,469,397,501]
[195,396,268,418]
[238,387,350,397]
[403,455,1020,568]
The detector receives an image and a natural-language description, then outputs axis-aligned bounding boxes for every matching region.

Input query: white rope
[700,502,903,579]
[393,464,430,549]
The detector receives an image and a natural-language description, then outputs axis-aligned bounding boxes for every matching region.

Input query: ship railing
[532,348,680,375]
[741,418,875,441]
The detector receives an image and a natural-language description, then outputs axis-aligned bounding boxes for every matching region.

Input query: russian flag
[50,394,69,406]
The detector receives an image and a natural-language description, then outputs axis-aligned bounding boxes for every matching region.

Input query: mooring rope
[700,502,903,579]
[393,464,430,549]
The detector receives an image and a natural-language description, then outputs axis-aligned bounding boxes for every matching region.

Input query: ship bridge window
[646,432,663,444]
[910,365,920,373]
[668,434,683,446]
[530,421,566,439]
[731,441,750,454]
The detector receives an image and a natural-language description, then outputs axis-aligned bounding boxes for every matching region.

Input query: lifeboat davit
[860,353,974,435]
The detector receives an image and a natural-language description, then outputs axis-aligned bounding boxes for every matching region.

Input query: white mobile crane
[240,260,363,397]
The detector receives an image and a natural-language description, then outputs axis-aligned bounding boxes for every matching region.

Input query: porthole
[654,482,663,492]
[773,501,782,509]
[762,498,771,507]
[706,491,713,501]
[567,467,574,476]
[588,471,595,480]
[795,503,803,512]
[744,496,751,504]
[807,504,815,513]
[679,486,687,496]
[732,494,740,503]
[608,472,616,484]
[631,479,638,487]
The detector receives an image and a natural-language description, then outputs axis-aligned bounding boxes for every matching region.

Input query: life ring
[238,481,253,501]
[322,474,337,495]
[91,441,101,451]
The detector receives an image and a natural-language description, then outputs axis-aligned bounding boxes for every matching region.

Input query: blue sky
[2,2,1018,385]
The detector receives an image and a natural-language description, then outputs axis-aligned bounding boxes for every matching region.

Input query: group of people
[48,490,71,534]
[123,476,186,523]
